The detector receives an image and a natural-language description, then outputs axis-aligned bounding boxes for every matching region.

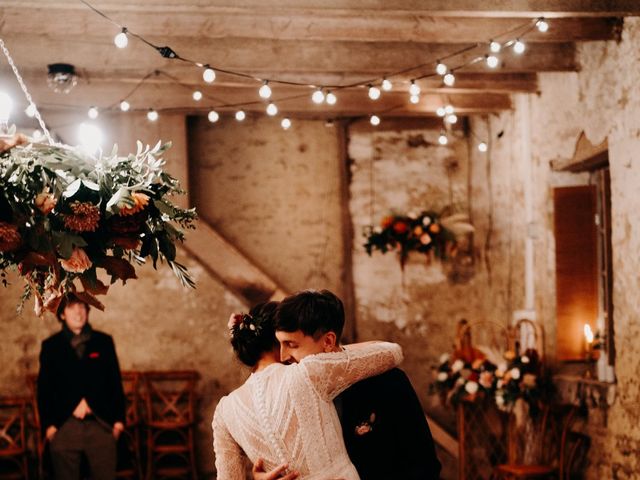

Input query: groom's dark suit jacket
[335,368,441,480]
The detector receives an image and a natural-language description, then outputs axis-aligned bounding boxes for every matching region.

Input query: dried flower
[420,233,432,245]
[413,226,423,236]
[439,353,450,364]
[422,216,432,226]
[0,221,21,252]
[465,381,479,395]
[381,216,394,229]
[510,368,521,380]
[60,247,92,273]
[35,191,57,215]
[429,223,441,234]
[393,221,408,234]
[479,371,494,389]
[119,192,150,216]
[64,201,100,232]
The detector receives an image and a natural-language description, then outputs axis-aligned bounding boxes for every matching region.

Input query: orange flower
[429,223,441,234]
[60,247,92,273]
[119,192,150,217]
[64,201,100,232]
[35,192,57,215]
[393,221,408,234]
[413,226,423,236]
[381,216,394,229]
[420,233,432,245]
[0,221,21,252]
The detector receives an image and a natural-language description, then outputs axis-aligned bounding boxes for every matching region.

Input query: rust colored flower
[429,223,441,234]
[393,221,408,234]
[522,373,537,388]
[60,247,92,273]
[413,226,423,236]
[119,192,150,217]
[479,371,494,389]
[35,192,57,215]
[420,233,432,245]
[381,216,394,229]
[110,236,141,250]
[108,209,147,234]
[0,221,22,252]
[64,201,100,232]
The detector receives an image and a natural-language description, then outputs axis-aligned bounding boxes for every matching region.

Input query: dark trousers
[49,416,116,480]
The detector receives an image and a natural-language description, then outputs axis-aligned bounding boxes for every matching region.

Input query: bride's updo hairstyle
[230,301,279,368]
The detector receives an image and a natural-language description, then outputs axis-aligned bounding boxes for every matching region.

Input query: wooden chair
[492,404,578,480]
[0,397,29,480]
[24,375,44,480]
[117,371,143,480]
[141,371,199,480]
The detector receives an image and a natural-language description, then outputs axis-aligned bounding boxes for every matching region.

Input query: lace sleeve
[212,400,246,480]
[299,342,403,401]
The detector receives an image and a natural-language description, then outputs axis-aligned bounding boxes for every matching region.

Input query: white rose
[521,355,530,364]
[451,359,464,372]
[496,395,505,407]
[439,353,450,364]
[422,216,432,226]
[437,372,448,382]
[510,368,521,380]
[465,381,479,395]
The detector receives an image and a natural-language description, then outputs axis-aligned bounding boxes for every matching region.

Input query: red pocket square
[89,352,100,359]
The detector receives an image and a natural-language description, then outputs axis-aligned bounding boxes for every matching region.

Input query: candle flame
[584,324,594,344]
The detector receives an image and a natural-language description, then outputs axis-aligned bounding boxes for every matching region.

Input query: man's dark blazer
[336,368,441,480]
[37,328,126,431]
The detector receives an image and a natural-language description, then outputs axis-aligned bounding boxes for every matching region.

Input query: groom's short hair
[275,289,344,341]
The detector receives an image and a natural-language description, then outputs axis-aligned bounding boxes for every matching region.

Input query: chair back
[0,397,27,454]
[142,371,199,428]
[121,370,141,428]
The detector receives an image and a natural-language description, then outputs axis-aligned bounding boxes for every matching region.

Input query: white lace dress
[212,342,403,480]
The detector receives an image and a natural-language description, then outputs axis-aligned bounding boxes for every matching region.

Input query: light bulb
[207,110,219,123]
[446,114,458,124]
[87,106,99,119]
[266,102,278,116]
[438,133,448,145]
[486,55,499,68]
[490,41,501,53]
[203,67,216,83]
[119,100,130,112]
[193,90,203,101]
[368,85,381,100]
[25,103,36,118]
[281,118,291,130]
[78,122,103,153]
[443,72,455,86]
[478,142,488,152]
[114,30,128,49]
[410,94,420,104]
[381,79,392,91]
[513,39,526,54]
[436,62,447,76]
[326,91,337,105]
[312,89,325,104]
[436,107,446,117]
[259,82,272,99]
[32,129,43,141]
[370,115,380,126]
[235,110,246,121]
[445,104,455,115]
[147,109,158,122]
[409,81,420,96]
[536,18,549,33]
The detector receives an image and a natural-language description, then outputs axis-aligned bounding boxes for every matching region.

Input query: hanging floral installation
[0,133,197,316]
[363,211,474,269]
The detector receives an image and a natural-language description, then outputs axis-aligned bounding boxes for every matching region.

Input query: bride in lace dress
[212,301,403,480]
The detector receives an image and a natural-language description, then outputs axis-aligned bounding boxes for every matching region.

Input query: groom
[255,289,441,480]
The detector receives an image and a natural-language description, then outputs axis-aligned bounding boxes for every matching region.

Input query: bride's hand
[251,458,299,480]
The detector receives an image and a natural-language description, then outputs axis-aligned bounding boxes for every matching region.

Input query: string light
[436,107,446,117]
[235,110,246,121]
[438,131,448,145]
[536,18,549,33]
[281,118,291,130]
[446,114,458,124]
[119,100,130,112]
[486,55,499,68]
[409,80,420,96]
[114,28,128,49]
[259,81,272,99]
[381,79,392,91]
[410,95,420,104]
[445,105,455,115]
[25,103,36,118]
[266,102,278,116]
[32,129,43,141]
[478,142,488,152]
[147,109,158,121]
[368,85,381,100]
[312,89,325,104]
[202,66,216,83]
[87,106,99,119]
[513,39,526,54]
[207,110,219,123]
[370,115,380,126]
[326,91,337,105]
[192,90,203,101]
[443,72,456,86]
[436,61,448,76]
[490,40,501,53]
[78,122,103,153]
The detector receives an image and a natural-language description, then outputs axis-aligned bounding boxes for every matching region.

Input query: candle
[584,324,594,361]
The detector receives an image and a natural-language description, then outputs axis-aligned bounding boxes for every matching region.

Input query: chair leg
[189,428,198,480]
